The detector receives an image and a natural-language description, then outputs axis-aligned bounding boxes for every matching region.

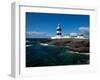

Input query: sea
[26,38,89,67]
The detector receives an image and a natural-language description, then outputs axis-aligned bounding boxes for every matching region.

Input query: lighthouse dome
[56,24,61,30]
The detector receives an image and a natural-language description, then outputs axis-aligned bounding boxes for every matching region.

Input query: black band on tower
[57,28,61,31]
[56,33,61,35]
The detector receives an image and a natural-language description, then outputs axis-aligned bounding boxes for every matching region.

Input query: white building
[75,35,85,39]
[63,35,71,38]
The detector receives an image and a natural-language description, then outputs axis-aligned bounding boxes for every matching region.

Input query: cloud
[79,27,89,38]
[26,32,50,38]
[79,27,89,31]
[70,32,77,36]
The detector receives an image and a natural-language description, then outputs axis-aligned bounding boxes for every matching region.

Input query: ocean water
[26,38,89,67]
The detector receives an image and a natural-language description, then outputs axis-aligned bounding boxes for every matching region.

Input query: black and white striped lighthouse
[56,24,62,38]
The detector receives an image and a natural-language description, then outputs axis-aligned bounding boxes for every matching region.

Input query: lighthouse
[51,24,62,39]
[56,24,62,38]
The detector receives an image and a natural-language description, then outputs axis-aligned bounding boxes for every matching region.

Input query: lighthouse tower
[56,24,62,38]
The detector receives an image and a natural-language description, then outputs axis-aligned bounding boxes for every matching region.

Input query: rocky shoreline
[47,38,89,53]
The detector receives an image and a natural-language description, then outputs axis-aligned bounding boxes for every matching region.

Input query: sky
[26,12,89,38]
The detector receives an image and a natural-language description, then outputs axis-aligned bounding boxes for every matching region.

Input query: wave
[40,43,48,46]
[26,45,32,47]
